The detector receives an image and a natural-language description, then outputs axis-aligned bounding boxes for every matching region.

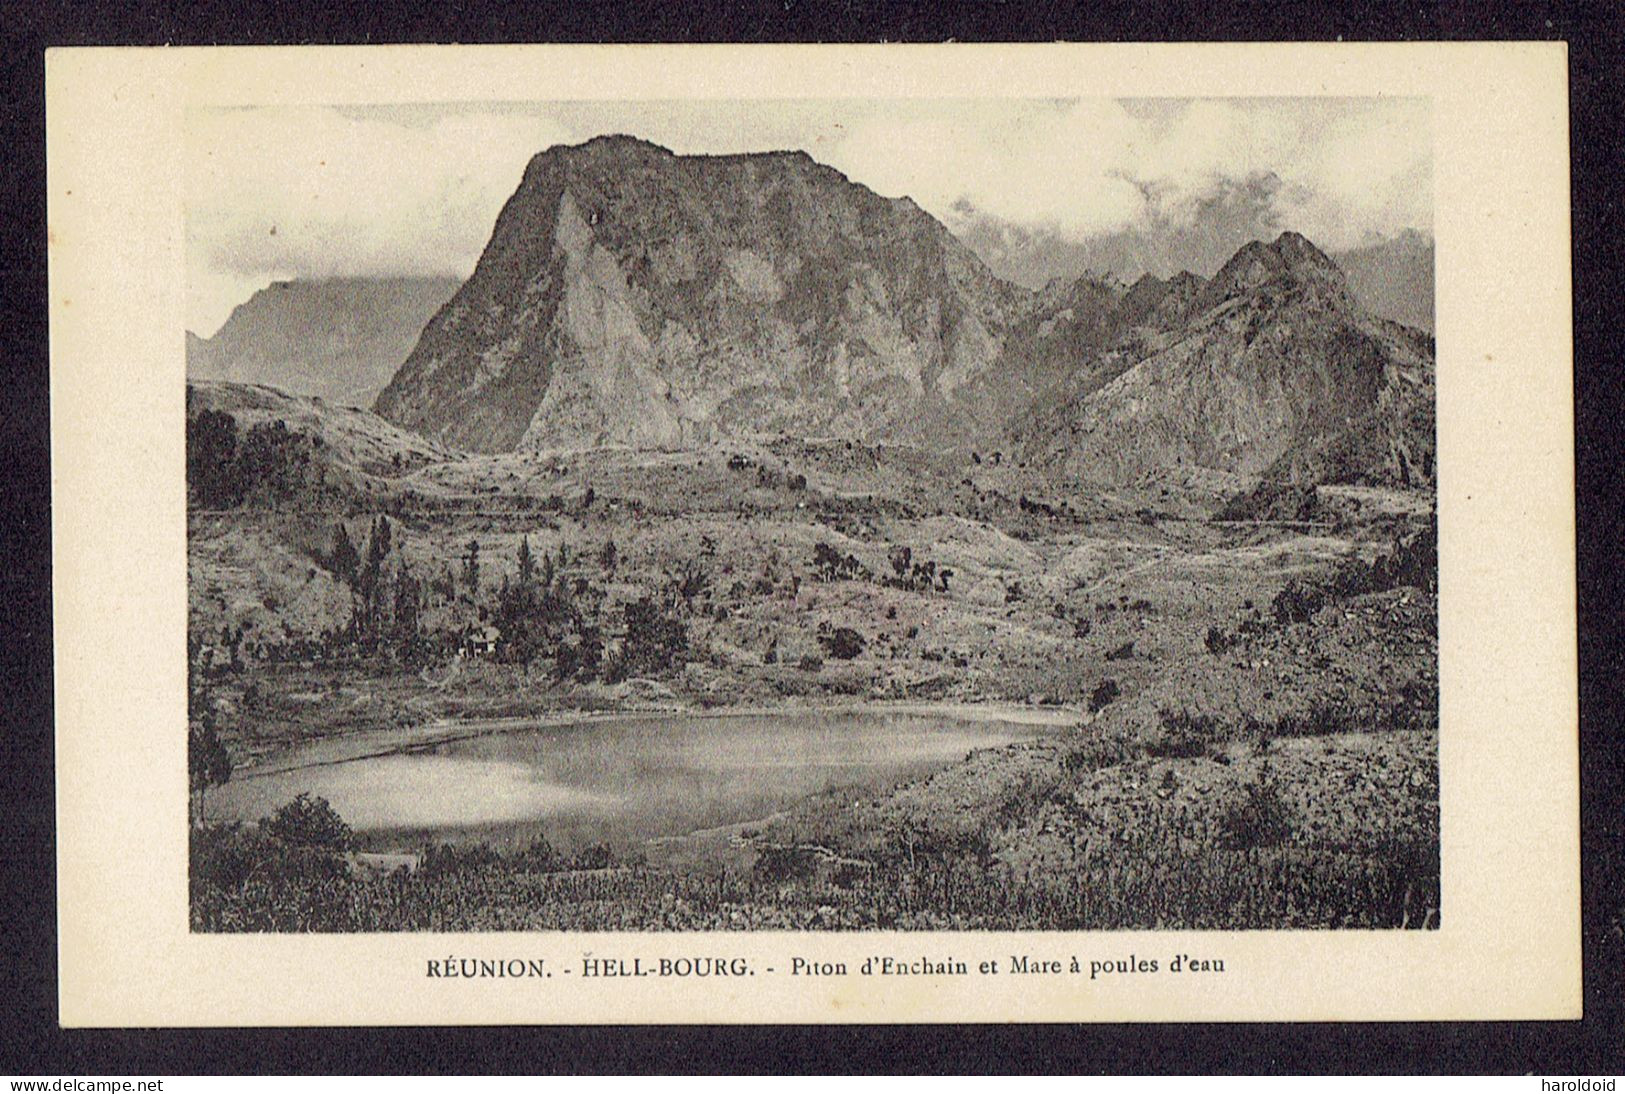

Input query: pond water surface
[210,708,1052,852]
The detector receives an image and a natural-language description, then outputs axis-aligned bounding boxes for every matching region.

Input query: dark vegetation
[187,407,318,508]
[186,389,1440,933]
[1272,519,1437,624]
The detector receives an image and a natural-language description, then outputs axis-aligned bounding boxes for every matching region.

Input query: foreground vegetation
[193,692,1438,932]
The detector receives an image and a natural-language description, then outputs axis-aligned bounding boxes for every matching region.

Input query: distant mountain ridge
[953,206,1433,333]
[1015,232,1435,488]
[200,138,1431,496]
[186,276,460,408]
[368,138,1430,492]
[1332,229,1435,333]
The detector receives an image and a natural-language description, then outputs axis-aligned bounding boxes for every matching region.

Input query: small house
[461,623,501,659]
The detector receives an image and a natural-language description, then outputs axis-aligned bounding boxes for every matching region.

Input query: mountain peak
[1269,230,1337,269]
[376,139,1024,452]
[1204,231,1345,305]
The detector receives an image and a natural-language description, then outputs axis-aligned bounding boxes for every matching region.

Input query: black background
[2,0,1620,1075]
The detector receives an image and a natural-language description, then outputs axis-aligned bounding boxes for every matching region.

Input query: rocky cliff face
[1019,232,1435,488]
[374,136,1029,452]
[187,277,460,408]
[370,138,1431,493]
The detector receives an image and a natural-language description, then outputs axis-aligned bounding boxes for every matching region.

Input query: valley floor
[188,419,1438,931]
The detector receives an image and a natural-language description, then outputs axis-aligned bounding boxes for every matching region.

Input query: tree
[188,702,233,826]
[517,535,535,586]
[888,544,912,582]
[329,523,360,586]
[261,793,352,849]
[462,539,481,594]
[356,516,394,644]
[393,558,422,653]
[186,408,242,508]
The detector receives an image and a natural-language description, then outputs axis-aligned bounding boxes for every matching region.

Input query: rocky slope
[368,138,1431,495]
[187,277,460,407]
[374,136,1030,452]
[1018,232,1435,488]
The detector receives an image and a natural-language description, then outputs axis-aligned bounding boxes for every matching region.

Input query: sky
[186,97,1431,336]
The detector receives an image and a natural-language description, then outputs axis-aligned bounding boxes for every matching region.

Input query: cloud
[186,98,1430,333]
[822,98,1429,253]
[186,106,572,333]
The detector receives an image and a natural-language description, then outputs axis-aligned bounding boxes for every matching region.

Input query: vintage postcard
[48,43,1577,1024]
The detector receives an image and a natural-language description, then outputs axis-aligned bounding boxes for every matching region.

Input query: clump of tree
[188,681,233,826]
[261,793,352,849]
[186,408,317,508]
[607,597,689,680]
[313,516,425,663]
[811,542,870,583]
[190,794,355,898]
[493,537,603,680]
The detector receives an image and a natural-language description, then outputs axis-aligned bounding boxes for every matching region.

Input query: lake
[208,706,1056,853]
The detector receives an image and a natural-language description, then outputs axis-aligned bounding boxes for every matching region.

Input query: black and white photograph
[181,95,1442,934]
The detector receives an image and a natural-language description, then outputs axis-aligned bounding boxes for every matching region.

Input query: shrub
[420,841,502,878]
[1105,641,1135,662]
[798,653,824,672]
[1217,763,1297,850]
[818,627,866,660]
[1147,709,1222,759]
[1087,678,1121,713]
[1389,677,1439,732]
[1063,726,1138,773]
[260,793,351,850]
[754,845,823,885]
[1204,625,1237,655]
[573,844,614,870]
[1271,578,1324,624]
[811,542,868,582]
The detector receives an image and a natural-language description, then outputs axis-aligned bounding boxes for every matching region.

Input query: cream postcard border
[47,42,1577,1026]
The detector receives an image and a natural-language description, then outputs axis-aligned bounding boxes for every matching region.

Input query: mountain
[374,136,1029,452]
[1332,230,1435,332]
[954,204,1434,334]
[1018,232,1435,488]
[370,139,1431,495]
[187,277,461,408]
